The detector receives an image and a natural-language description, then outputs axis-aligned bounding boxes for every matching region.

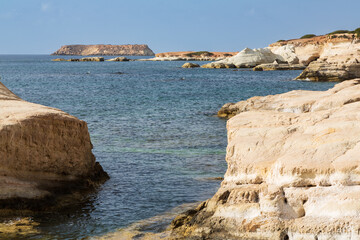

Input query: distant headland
[51,44,155,56]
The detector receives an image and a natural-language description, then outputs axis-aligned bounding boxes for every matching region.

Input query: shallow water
[0,55,336,239]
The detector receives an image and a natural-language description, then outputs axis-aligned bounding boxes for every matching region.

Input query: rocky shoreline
[170,79,360,239]
[0,81,109,213]
[200,32,360,82]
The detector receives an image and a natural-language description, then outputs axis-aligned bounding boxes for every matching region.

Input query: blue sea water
[0,55,336,239]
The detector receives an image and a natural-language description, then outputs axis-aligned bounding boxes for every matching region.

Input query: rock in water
[0,81,109,211]
[171,79,360,239]
[52,44,155,56]
[106,57,130,62]
[182,62,200,68]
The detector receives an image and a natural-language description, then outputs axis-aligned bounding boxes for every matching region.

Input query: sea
[0,55,336,239]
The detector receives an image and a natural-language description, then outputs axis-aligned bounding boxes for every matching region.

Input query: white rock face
[171,79,360,239]
[202,46,299,68]
[269,44,299,64]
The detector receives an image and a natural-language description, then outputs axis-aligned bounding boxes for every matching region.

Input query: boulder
[172,79,360,239]
[0,81,109,211]
[182,62,200,68]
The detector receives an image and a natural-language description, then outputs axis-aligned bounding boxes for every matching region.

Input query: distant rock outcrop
[0,81,109,211]
[182,62,200,68]
[139,51,236,61]
[201,47,293,69]
[52,44,155,56]
[201,32,360,81]
[172,79,360,239]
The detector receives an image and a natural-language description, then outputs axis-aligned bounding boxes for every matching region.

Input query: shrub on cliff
[328,30,352,35]
[185,51,214,57]
[354,28,360,37]
[300,34,316,39]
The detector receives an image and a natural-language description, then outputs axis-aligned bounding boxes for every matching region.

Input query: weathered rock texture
[172,79,360,239]
[52,44,155,56]
[202,48,285,69]
[202,33,360,81]
[271,34,360,81]
[0,81,108,211]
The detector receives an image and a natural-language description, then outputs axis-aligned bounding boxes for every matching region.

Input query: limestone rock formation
[0,81,109,211]
[52,44,155,56]
[172,79,360,239]
[139,51,236,62]
[202,48,287,69]
[295,38,360,81]
[253,62,306,71]
[182,62,200,68]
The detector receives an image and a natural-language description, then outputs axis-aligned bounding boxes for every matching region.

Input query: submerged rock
[182,62,200,68]
[0,81,109,211]
[172,79,360,239]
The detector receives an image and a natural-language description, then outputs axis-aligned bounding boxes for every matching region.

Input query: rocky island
[52,44,155,56]
[0,81,109,211]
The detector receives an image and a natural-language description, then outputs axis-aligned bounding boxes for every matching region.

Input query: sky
[0,0,359,54]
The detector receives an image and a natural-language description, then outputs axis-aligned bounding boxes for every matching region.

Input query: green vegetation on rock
[300,34,316,39]
[185,51,214,57]
[328,30,352,35]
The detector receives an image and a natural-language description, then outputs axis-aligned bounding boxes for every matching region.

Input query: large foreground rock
[171,79,360,239]
[0,82,108,211]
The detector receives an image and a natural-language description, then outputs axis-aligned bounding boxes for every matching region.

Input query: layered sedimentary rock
[172,79,360,239]
[202,33,360,81]
[253,62,305,71]
[295,37,360,81]
[0,81,108,210]
[52,44,155,56]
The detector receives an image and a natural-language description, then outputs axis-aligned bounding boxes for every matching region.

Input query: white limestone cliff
[171,79,360,239]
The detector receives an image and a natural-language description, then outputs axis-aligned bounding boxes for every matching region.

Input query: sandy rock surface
[0,81,108,211]
[172,79,360,239]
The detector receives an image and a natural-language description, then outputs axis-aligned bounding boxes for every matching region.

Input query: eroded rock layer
[52,44,155,56]
[172,79,360,239]
[0,81,108,211]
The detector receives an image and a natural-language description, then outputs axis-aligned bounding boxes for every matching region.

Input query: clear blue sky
[1,0,359,54]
